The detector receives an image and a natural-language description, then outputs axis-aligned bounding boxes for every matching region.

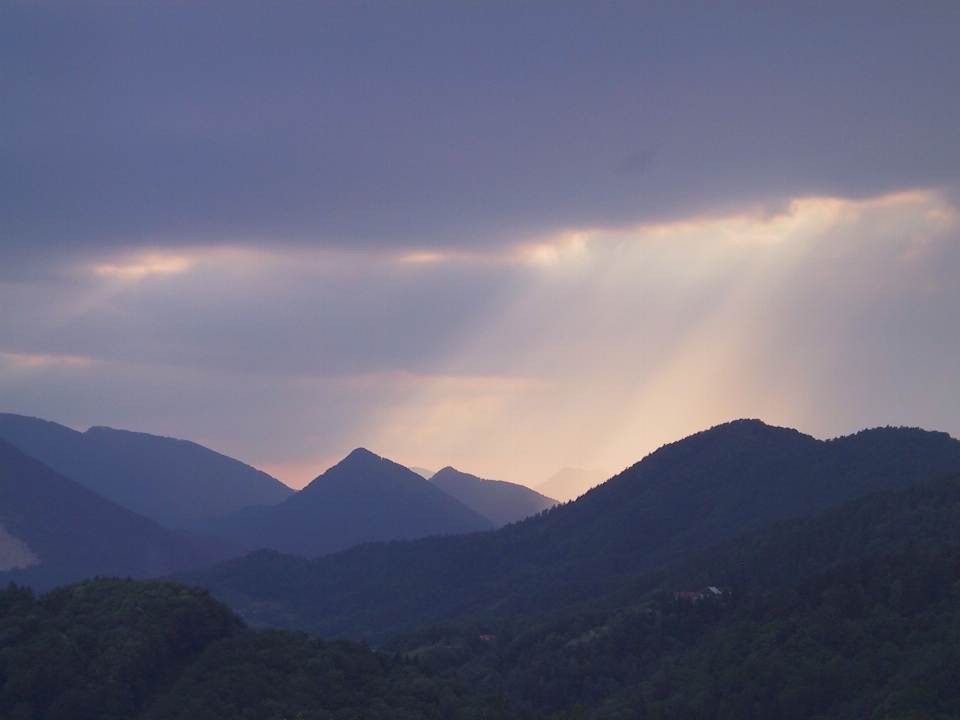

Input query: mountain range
[6,417,960,718]
[0,413,294,526]
[0,413,560,582]
[0,438,231,591]
[429,466,556,526]
[180,420,960,640]
[189,448,496,557]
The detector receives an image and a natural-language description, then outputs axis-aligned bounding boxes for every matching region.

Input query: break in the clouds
[2,191,958,486]
[2,2,960,487]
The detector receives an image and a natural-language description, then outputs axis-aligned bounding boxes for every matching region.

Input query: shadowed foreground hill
[429,467,556,526]
[0,439,221,591]
[190,448,495,558]
[0,413,293,527]
[0,579,508,720]
[390,544,960,720]
[183,420,960,640]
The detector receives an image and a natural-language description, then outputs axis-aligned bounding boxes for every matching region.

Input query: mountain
[0,438,227,591]
[0,578,508,720]
[0,413,294,527]
[381,472,960,717]
[409,466,436,479]
[190,448,495,557]
[429,467,556,526]
[535,467,606,502]
[182,420,960,640]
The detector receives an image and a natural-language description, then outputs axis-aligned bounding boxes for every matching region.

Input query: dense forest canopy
[0,579,510,720]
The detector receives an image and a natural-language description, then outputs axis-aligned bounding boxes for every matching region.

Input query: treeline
[0,579,511,720]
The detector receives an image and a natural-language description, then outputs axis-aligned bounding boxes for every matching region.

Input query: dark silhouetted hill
[0,439,230,591]
[181,420,960,640]
[429,467,556,526]
[190,448,495,557]
[0,578,508,720]
[0,413,294,526]
[389,545,960,719]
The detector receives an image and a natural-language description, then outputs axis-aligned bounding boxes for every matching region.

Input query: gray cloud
[3,2,959,260]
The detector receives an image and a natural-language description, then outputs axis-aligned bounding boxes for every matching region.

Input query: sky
[2,1,959,489]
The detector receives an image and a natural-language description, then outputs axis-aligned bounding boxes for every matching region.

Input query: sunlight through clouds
[1,190,958,484]
[371,191,960,483]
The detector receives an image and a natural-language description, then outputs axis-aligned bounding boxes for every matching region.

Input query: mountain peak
[196,449,494,557]
[342,447,382,462]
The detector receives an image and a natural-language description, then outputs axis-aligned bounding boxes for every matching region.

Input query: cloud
[2,2,959,263]
[2,189,958,485]
[94,254,194,279]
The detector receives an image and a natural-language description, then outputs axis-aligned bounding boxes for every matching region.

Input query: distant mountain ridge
[0,438,225,591]
[534,467,607,502]
[0,413,294,526]
[182,420,960,640]
[429,467,556,526]
[190,448,495,557]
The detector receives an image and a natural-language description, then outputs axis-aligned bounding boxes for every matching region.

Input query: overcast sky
[2,1,959,488]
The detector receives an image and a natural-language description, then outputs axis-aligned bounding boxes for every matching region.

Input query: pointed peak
[344,447,381,461]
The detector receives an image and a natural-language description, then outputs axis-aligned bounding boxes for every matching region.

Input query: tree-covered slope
[0,578,509,720]
[183,421,960,640]
[391,545,960,719]
[430,467,556,527]
[0,413,293,527]
[190,448,495,558]
[642,470,960,598]
[0,439,219,591]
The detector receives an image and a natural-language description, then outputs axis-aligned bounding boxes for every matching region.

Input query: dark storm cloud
[4,1,959,258]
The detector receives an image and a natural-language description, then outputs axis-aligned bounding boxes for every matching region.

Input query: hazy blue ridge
[0,413,294,527]
[0,439,223,591]
[430,466,556,527]
[189,448,495,558]
[180,420,960,640]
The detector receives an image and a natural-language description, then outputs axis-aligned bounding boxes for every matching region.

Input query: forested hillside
[7,423,960,719]
[183,421,960,639]
[389,546,960,719]
[639,469,960,598]
[0,579,511,720]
